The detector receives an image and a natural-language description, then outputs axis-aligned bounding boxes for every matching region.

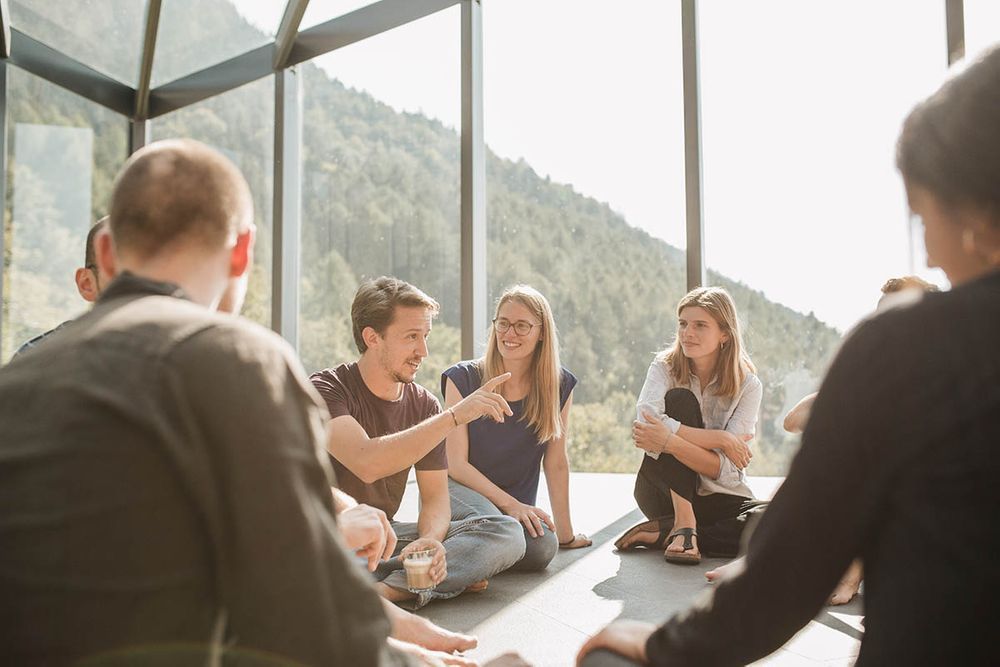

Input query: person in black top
[578,44,1000,667]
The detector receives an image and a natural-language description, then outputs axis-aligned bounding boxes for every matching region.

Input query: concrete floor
[396,473,863,667]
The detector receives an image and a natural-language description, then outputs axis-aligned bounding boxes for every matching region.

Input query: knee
[449,480,501,520]
[664,387,701,426]
[491,515,528,564]
[515,527,558,572]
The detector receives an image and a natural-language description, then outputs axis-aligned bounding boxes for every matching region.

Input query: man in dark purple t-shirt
[311,277,527,608]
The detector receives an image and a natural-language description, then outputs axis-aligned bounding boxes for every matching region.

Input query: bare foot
[705,556,745,583]
[465,580,489,593]
[391,608,477,653]
[829,560,863,605]
[376,581,415,603]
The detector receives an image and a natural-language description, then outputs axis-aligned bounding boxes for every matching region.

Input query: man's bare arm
[326,373,513,483]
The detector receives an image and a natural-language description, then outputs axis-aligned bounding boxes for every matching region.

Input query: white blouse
[635,359,763,498]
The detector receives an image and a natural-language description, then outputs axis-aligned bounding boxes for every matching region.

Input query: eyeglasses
[493,318,541,336]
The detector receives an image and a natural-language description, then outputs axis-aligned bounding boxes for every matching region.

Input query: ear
[228,226,255,279]
[95,227,118,280]
[361,326,382,351]
[74,268,99,302]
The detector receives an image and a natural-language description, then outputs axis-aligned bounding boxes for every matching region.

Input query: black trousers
[633,387,767,557]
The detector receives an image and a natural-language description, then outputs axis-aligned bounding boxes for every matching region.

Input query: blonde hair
[479,285,563,443]
[659,287,755,399]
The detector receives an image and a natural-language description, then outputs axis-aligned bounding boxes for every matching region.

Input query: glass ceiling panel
[300,0,377,31]
[151,0,287,87]
[9,0,149,86]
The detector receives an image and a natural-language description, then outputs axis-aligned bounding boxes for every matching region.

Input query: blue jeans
[449,479,558,572]
[374,490,524,609]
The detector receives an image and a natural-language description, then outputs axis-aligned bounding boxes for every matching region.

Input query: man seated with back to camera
[0,139,525,667]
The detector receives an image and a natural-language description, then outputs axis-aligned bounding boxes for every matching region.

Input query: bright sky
[233,0,999,332]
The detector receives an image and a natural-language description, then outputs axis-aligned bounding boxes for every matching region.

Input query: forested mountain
[2,0,842,474]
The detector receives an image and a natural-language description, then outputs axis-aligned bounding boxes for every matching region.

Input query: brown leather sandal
[614,517,672,551]
[663,528,701,565]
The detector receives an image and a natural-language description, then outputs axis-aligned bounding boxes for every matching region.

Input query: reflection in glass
[485,0,685,474]
[700,0,947,475]
[2,67,128,363]
[152,0,284,87]
[150,76,275,327]
[9,0,148,85]
[299,8,460,402]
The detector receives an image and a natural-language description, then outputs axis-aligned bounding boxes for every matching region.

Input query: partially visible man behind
[0,139,409,665]
[10,216,111,360]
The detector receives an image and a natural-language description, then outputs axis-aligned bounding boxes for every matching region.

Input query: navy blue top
[442,360,577,505]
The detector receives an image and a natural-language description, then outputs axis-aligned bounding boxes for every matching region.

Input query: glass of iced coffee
[402,549,436,593]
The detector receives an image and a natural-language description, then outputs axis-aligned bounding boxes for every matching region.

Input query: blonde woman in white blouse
[615,287,765,564]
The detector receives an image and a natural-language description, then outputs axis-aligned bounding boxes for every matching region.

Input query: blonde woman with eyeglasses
[442,285,591,572]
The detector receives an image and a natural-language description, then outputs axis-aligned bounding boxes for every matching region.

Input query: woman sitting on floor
[443,285,591,572]
[615,286,765,564]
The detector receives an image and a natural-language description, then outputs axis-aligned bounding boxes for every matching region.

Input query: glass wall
[299,7,461,401]
[150,77,275,327]
[9,0,147,85]
[2,66,128,363]
[964,0,1000,61]
[484,0,686,472]
[300,1,378,30]
[152,0,284,87]
[699,0,948,475]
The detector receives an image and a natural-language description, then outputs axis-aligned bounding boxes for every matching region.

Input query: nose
[416,337,429,358]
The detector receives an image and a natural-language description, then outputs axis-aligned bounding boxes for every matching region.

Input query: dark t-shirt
[311,362,447,520]
[442,360,577,505]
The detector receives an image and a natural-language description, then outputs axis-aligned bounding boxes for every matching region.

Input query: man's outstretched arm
[322,373,514,483]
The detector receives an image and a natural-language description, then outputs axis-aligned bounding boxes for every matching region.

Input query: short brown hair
[351,277,440,353]
[109,139,252,259]
[897,45,1000,226]
[84,217,108,268]
[881,275,940,295]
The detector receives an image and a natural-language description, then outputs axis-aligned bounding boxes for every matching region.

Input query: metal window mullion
[129,119,148,154]
[0,62,7,359]
[682,0,705,291]
[8,29,134,116]
[946,0,965,66]
[274,0,311,70]
[272,67,302,350]
[0,0,11,59]
[150,0,459,119]
[460,0,486,359]
[135,0,162,120]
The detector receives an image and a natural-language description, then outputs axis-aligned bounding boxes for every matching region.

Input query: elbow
[353,461,384,485]
[544,456,569,476]
[357,469,382,485]
[783,416,802,434]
